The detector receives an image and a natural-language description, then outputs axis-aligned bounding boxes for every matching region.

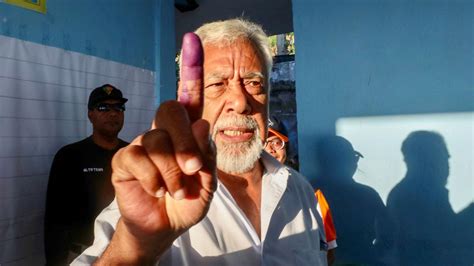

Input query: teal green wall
[293,0,472,181]
[0,0,154,70]
[293,1,473,265]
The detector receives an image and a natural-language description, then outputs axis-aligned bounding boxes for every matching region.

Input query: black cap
[88,84,128,109]
[268,116,289,142]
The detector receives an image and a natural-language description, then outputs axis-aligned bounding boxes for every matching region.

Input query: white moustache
[213,116,258,138]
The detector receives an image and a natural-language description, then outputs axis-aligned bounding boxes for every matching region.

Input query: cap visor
[269,128,289,142]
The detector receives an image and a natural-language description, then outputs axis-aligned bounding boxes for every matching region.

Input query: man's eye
[211,82,225,87]
[248,81,261,87]
[245,80,264,94]
[205,82,225,89]
[205,81,226,98]
[245,79,264,88]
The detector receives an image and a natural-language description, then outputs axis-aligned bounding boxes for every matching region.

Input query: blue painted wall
[154,0,177,103]
[0,0,154,70]
[293,1,473,265]
[293,0,472,178]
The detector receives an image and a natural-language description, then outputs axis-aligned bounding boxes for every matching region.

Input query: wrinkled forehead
[203,39,268,72]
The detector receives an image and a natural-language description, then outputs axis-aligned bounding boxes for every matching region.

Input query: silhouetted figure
[387,130,472,265]
[455,202,474,264]
[313,136,393,265]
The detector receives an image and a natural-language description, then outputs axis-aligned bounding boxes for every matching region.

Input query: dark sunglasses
[95,103,126,112]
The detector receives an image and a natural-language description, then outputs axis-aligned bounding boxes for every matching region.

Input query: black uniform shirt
[44,136,128,265]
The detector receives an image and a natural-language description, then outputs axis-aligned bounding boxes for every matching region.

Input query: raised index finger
[178,32,204,122]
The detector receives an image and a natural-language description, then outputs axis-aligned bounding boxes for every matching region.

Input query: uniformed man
[44,84,129,265]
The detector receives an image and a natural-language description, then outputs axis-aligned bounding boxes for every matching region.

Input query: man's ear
[87,110,93,123]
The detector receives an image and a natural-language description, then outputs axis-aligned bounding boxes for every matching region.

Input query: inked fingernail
[173,188,186,200]
[185,157,202,173]
[155,187,166,198]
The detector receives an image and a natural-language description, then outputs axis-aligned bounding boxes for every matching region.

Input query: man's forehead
[202,39,262,61]
[202,44,265,80]
[205,70,264,79]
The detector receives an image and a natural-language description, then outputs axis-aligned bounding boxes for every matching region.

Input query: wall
[0,1,160,264]
[0,0,154,70]
[155,0,177,103]
[293,0,472,265]
[174,0,293,48]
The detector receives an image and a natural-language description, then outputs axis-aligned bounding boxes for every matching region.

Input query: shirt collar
[260,150,289,176]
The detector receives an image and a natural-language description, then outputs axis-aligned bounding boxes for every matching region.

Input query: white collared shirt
[72,152,324,265]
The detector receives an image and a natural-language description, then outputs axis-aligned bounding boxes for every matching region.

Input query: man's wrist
[96,219,180,265]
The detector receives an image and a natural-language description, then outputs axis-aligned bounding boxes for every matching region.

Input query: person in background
[44,84,129,265]
[72,18,324,265]
[264,116,338,265]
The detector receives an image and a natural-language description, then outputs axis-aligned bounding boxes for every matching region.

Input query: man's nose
[224,84,251,115]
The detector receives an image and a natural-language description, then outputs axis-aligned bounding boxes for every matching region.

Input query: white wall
[0,35,155,265]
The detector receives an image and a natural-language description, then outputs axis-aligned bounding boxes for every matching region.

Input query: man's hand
[97,33,216,264]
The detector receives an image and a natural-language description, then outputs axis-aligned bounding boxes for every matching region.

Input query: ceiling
[174,0,293,49]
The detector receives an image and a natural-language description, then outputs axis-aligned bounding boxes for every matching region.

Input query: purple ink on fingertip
[181,33,203,81]
[179,83,191,104]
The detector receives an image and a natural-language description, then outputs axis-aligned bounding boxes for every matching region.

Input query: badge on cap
[268,118,274,127]
[103,85,113,95]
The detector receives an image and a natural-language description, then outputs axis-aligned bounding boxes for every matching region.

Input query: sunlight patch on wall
[336,112,473,213]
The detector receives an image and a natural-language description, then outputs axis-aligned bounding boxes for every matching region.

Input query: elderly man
[73,18,322,265]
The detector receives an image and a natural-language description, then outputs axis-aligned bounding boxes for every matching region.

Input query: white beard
[212,115,264,174]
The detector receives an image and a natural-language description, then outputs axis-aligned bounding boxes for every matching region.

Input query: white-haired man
[73,18,323,265]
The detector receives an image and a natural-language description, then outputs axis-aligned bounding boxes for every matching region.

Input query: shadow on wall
[386,131,474,266]
[312,136,395,265]
[312,133,473,266]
